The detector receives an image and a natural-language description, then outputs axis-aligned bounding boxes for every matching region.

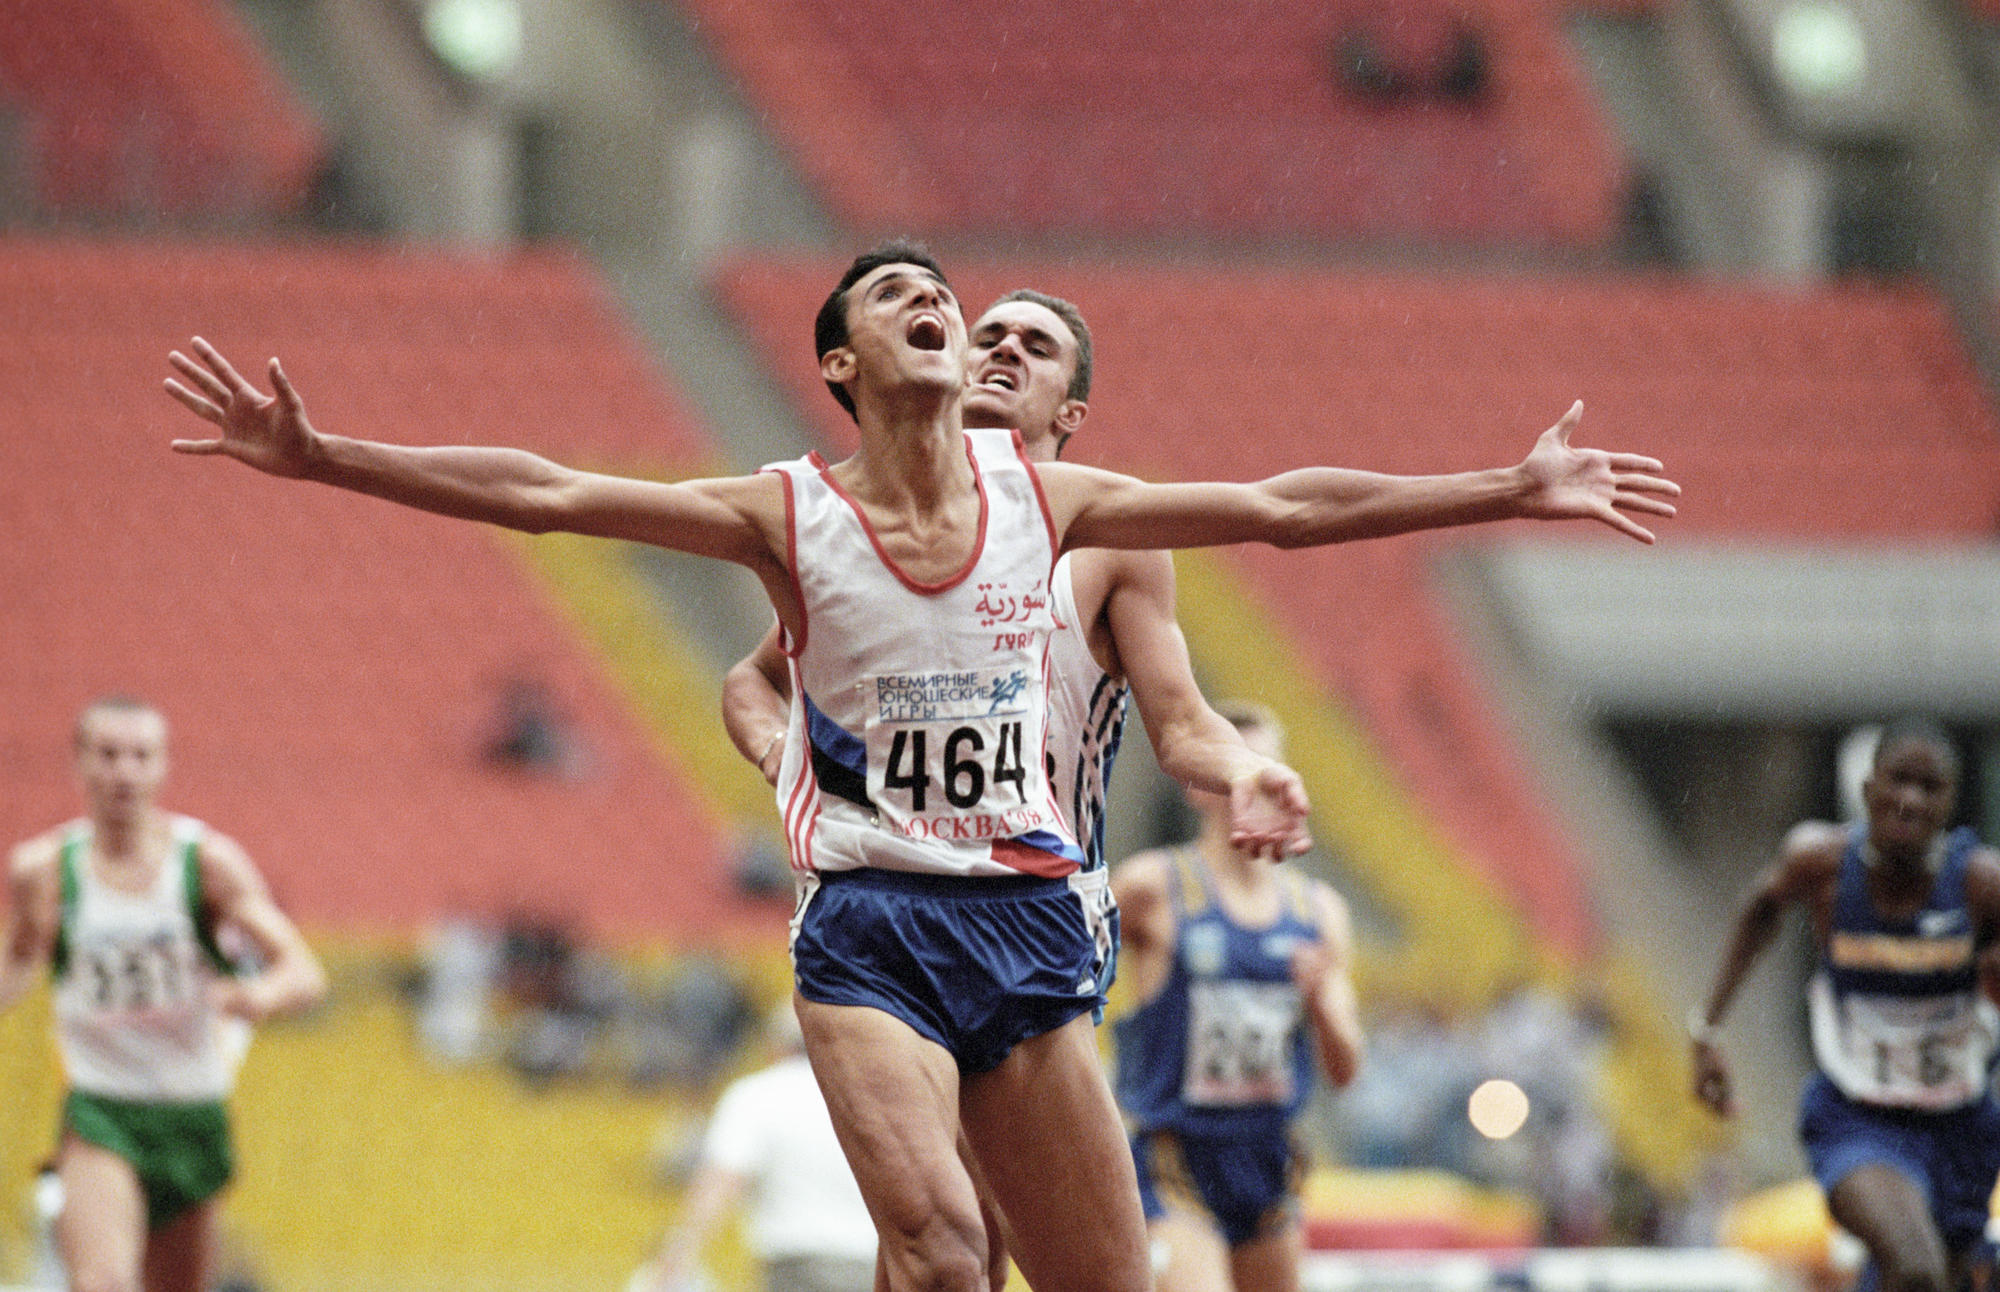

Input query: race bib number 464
[864,666,1053,842]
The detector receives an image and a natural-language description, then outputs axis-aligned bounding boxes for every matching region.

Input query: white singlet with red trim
[763,428,1084,879]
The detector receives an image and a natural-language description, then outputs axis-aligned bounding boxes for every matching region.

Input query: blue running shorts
[1131,1127,1301,1248]
[1799,1073,2000,1255]
[790,866,1114,1075]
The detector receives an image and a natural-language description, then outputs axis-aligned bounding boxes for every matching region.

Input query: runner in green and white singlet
[2,697,326,1292]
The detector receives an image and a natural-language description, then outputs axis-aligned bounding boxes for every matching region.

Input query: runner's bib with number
[863,664,1050,842]
[52,816,238,1102]
[1810,976,1998,1110]
[1113,852,1323,1135]
[1808,825,1999,1111]
[1184,978,1302,1107]
[764,430,1082,879]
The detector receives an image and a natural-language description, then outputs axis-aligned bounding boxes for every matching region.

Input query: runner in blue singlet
[1693,717,2000,1292]
[1112,702,1362,1292]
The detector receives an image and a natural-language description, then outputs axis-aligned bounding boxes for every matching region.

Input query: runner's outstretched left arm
[1047,402,1679,552]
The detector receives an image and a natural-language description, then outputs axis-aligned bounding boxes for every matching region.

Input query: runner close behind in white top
[1044,552,1130,875]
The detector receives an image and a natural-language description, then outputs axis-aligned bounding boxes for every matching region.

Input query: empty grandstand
[0,0,324,223]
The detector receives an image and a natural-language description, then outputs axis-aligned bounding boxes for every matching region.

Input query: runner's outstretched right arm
[164,338,783,567]
[1047,402,1680,552]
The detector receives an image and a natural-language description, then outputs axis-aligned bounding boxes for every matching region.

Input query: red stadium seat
[0,0,323,222]
[671,0,1627,247]
[0,237,783,943]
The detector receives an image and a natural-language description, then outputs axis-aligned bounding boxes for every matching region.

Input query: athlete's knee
[879,1243,986,1292]
[874,1202,989,1292]
[65,1260,143,1292]
[1875,1244,1950,1292]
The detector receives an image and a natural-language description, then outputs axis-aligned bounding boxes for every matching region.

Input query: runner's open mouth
[909,316,946,351]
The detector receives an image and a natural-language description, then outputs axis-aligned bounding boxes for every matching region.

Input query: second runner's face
[964,301,1079,446]
[1863,739,1956,859]
[76,708,169,826]
[843,263,967,401]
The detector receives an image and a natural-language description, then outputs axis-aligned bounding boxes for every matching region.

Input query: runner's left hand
[1228,763,1312,861]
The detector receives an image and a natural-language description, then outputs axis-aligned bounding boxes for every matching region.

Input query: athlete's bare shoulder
[1110,848,1181,952]
[1109,847,1178,902]
[6,829,67,912]
[1306,874,1351,920]
[670,471,790,564]
[1779,820,1848,862]
[8,826,72,881]
[1102,547,1175,595]
[1769,820,1848,895]
[192,829,273,905]
[1062,548,1119,624]
[1066,546,1171,611]
[1114,844,1174,875]
[1963,838,2000,915]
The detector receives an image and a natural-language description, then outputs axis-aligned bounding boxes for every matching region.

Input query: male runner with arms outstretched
[724,287,1314,866]
[165,241,1676,1291]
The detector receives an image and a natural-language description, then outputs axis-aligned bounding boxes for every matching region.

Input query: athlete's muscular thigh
[56,1135,147,1292]
[1151,1211,1232,1292]
[142,1200,217,1292]
[960,1014,1151,1292]
[1829,1163,1949,1292]
[794,995,989,1292]
[1227,1219,1303,1292]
